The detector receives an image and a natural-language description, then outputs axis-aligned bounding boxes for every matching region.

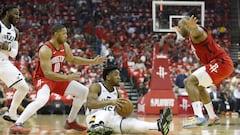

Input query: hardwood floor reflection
[0,113,239,135]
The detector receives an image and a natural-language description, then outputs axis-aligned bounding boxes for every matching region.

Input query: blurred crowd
[0,0,239,115]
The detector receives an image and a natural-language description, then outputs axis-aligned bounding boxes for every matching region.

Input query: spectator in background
[106,49,117,66]
[175,69,188,95]
[138,82,148,97]
[120,51,129,82]
[220,84,234,116]
[209,85,222,114]
[229,73,240,91]
[133,58,146,72]
[235,64,240,74]
[100,39,110,57]
[233,84,240,115]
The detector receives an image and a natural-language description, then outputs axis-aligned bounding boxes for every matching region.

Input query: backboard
[152,1,205,32]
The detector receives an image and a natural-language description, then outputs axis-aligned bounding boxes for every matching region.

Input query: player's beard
[114,80,120,86]
[57,38,65,44]
[8,15,16,25]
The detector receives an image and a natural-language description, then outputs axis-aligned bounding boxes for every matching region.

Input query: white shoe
[2,111,18,123]
[183,116,207,128]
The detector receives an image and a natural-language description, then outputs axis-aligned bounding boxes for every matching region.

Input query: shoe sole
[3,115,16,123]
[183,120,208,128]
[157,118,170,135]
[87,127,113,135]
[64,124,87,131]
[162,107,173,123]
[183,123,208,128]
[208,119,220,126]
[9,129,30,134]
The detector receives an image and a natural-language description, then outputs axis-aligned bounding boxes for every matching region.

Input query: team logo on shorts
[209,63,219,73]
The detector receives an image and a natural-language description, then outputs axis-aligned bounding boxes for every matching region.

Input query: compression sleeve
[9,41,18,58]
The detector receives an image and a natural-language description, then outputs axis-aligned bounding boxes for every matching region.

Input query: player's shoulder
[90,82,101,88]
[39,43,52,54]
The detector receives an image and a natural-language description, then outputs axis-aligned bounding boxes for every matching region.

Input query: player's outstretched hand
[93,55,107,65]
[186,15,198,29]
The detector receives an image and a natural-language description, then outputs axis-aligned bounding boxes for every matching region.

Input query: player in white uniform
[0,5,30,122]
[86,66,172,135]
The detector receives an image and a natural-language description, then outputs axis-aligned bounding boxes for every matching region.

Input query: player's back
[190,27,230,64]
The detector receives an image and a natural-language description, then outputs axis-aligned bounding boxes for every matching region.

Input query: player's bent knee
[14,81,29,93]
[184,75,199,86]
[35,97,49,107]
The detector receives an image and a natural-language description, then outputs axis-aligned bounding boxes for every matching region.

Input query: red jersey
[33,41,66,79]
[190,27,233,84]
[190,27,228,64]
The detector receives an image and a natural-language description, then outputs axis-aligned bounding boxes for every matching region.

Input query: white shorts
[0,60,26,88]
[192,66,213,87]
[86,110,122,133]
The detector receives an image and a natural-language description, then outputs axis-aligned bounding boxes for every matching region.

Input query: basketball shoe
[64,120,87,131]
[87,124,113,135]
[183,116,207,128]
[157,107,173,135]
[9,123,30,134]
[2,111,18,123]
[208,116,220,126]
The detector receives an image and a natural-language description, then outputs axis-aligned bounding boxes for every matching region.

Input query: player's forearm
[87,100,113,109]
[188,25,203,38]
[9,41,19,58]
[71,57,95,65]
[44,71,69,81]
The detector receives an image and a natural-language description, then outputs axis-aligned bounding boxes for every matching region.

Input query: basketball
[116,98,134,117]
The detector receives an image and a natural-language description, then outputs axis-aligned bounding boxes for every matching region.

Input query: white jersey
[0,21,16,60]
[86,82,119,115]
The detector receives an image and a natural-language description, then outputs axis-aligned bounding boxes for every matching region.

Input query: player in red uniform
[175,16,233,128]
[9,24,106,134]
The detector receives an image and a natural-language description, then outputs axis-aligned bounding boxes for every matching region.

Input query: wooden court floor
[0,113,239,135]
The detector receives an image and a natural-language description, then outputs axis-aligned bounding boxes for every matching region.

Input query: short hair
[0,5,18,18]
[51,24,65,35]
[103,65,119,80]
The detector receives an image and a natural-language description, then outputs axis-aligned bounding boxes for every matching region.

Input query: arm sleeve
[9,41,18,58]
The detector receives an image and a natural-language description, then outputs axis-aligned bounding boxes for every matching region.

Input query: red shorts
[206,57,234,84]
[33,78,70,96]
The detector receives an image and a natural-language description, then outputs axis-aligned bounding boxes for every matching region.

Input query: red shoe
[64,120,87,131]
[9,123,30,134]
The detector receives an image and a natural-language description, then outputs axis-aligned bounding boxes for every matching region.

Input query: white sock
[121,118,157,133]
[204,102,217,119]
[67,97,84,122]
[191,101,205,118]
[16,85,50,124]
[9,84,29,117]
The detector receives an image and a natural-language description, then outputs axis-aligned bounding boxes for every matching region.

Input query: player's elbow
[86,101,95,109]
[43,71,53,80]
[9,49,18,58]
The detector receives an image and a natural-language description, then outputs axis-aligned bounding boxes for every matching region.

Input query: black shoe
[87,124,113,135]
[157,107,172,135]
[162,107,173,123]
[2,111,17,123]
[157,117,169,135]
